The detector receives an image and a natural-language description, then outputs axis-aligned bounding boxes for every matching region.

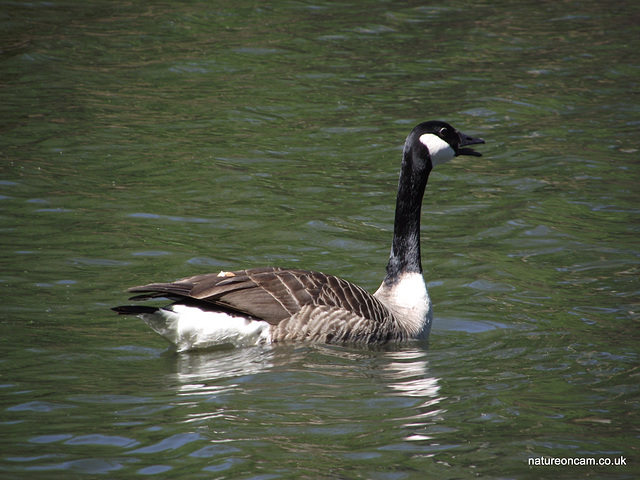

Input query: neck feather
[384,149,431,283]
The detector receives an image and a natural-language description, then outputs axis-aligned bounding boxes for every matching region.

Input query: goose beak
[457,131,485,157]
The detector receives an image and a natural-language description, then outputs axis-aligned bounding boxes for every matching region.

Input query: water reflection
[171,345,441,401]
[173,345,274,395]
[169,344,443,445]
[377,349,444,442]
[381,349,441,399]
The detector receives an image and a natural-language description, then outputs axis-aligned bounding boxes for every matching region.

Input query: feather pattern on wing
[125,267,401,341]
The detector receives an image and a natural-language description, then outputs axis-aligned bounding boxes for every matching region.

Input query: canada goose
[113,121,484,351]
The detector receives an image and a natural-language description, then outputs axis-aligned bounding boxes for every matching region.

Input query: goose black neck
[384,148,431,284]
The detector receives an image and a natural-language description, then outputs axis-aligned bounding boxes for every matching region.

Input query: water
[1,0,638,478]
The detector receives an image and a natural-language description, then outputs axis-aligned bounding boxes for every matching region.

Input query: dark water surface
[1,1,638,478]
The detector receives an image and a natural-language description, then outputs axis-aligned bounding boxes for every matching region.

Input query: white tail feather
[139,305,271,351]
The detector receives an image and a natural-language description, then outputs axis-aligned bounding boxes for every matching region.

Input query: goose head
[406,120,485,168]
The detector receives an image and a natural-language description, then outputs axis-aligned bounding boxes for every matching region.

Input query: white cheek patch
[419,133,455,166]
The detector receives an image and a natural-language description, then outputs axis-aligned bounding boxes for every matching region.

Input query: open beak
[457,131,485,157]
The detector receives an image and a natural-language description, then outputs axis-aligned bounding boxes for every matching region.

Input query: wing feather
[124,267,393,328]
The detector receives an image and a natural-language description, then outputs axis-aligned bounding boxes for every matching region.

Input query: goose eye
[438,127,448,137]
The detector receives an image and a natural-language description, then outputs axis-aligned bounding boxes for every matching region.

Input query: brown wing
[126,266,393,326]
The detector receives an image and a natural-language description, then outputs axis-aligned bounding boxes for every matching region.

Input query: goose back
[124,267,409,343]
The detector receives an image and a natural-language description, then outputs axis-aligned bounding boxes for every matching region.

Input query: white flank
[139,304,271,352]
[419,133,455,166]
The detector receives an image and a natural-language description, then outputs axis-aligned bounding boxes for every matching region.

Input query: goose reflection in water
[167,346,442,443]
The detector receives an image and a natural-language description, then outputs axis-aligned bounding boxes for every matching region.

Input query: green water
[1,1,638,478]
